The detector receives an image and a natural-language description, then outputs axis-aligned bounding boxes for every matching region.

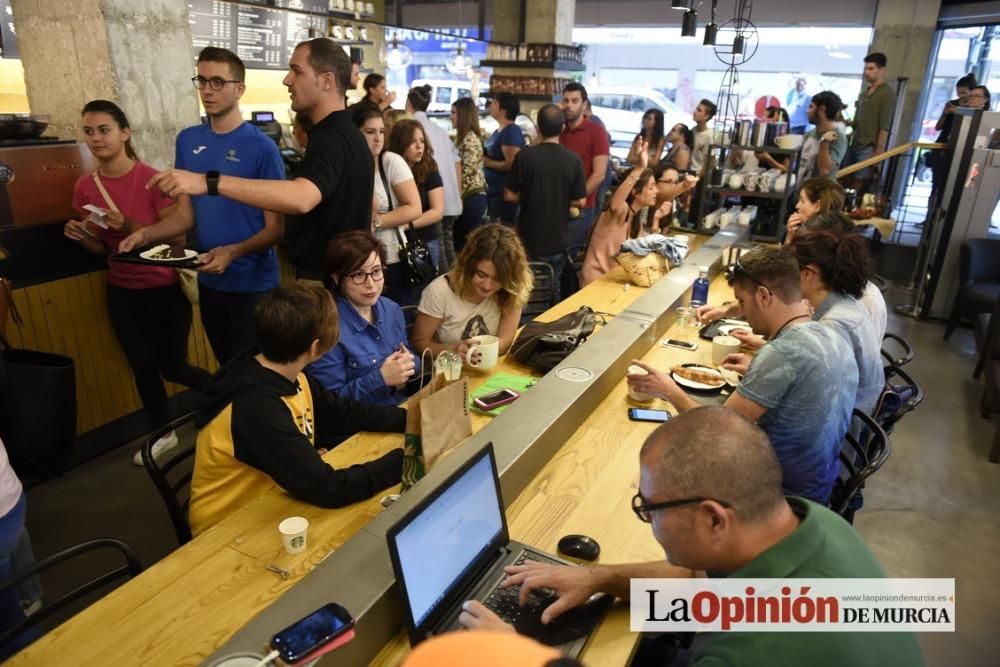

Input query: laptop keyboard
[482,552,557,624]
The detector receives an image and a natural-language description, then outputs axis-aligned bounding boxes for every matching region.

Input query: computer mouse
[557,534,601,562]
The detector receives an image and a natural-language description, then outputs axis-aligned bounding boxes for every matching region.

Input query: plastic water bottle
[691,266,710,307]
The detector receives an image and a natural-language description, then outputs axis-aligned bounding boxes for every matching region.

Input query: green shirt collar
[721,497,824,579]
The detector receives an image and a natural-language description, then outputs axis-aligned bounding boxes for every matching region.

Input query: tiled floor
[18,286,1000,666]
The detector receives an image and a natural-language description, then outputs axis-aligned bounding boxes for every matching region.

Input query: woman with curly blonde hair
[412,223,532,360]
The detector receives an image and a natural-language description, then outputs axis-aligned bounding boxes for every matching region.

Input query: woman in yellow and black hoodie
[189,284,406,536]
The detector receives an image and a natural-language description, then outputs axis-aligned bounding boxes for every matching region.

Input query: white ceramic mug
[627,364,653,402]
[712,335,742,366]
[728,173,744,189]
[465,335,499,370]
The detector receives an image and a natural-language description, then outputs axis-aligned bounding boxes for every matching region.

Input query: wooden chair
[141,412,198,546]
[0,538,142,652]
[829,410,892,524]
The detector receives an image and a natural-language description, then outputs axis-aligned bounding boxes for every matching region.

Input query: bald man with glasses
[458,407,922,667]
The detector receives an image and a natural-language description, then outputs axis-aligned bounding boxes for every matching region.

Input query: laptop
[386,443,613,658]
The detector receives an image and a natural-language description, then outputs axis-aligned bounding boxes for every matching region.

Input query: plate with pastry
[139,244,200,263]
[670,363,727,391]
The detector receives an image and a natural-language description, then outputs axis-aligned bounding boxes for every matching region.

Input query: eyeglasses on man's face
[346,266,386,285]
[631,492,732,523]
[191,76,242,91]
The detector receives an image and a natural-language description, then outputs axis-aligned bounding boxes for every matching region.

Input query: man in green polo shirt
[458,407,923,666]
[842,52,896,194]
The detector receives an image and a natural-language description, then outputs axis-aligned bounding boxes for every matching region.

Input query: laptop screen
[391,449,505,629]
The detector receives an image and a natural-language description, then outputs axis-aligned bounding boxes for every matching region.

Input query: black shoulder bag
[378,154,438,287]
[509,306,598,372]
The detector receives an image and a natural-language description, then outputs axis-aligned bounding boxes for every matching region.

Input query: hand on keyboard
[501,559,606,625]
[457,599,516,633]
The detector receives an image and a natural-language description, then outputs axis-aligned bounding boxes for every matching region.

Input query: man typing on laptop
[456,407,922,666]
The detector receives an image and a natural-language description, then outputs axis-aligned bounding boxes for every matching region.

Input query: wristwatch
[205,170,220,196]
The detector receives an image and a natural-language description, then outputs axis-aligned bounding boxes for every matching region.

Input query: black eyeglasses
[632,492,732,523]
[345,266,386,285]
[191,76,243,91]
[728,256,773,295]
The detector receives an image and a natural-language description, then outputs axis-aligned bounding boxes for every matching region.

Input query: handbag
[377,154,438,288]
[509,306,599,372]
[93,172,199,305]
[0,331,77,478]
[400,350,472,491]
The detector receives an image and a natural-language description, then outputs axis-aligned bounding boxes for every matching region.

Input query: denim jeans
[424,238,441,271]
[439,216,457,271]
[529,251,566,305]
[487,193,518,226]
[455,193,487,252]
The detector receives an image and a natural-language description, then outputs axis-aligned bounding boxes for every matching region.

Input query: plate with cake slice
[139,244,200,262]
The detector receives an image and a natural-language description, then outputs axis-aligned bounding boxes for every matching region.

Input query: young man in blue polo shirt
[122,47,284,364]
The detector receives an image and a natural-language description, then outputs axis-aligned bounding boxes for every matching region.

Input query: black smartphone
[628,408,671,423]
[662,338,698,351]
[474,388,520,411]
[271,603,355,663]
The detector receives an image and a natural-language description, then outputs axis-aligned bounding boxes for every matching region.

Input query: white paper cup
[712,335,742,366]
[278,516,309,555]
[465,335,499,370]
[627,364,653,402]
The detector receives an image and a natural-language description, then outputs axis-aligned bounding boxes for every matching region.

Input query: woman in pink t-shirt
[64,100,211,465]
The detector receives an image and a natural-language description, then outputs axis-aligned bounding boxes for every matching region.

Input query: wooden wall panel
[8,270,220,435]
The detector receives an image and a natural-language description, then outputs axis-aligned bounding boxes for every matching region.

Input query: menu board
[189,0,235,51]
[188,0,334,71]
[235,3,286,68]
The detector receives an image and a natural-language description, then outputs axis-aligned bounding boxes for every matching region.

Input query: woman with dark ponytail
[64,100,211,465]
[786,230,884,415]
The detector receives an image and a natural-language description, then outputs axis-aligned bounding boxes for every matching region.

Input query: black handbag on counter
[510,306,598,372]
[377,154,438,288]
[0,331,77,478]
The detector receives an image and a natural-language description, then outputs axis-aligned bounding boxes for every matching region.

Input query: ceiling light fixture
[380,31,412,70]
[671,0,693,10]
[446,41,472,75]
[681,9,698,38]
[703,0,718,46]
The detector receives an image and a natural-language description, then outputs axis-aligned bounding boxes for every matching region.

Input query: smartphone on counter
[271,603,355,664]
[662,338,698,351]
[474,388,521,411]
[627,408,671,423]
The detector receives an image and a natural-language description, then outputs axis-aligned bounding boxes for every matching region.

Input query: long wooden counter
[8,229,746,666]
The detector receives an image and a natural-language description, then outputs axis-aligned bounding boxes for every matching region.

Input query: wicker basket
[616,251,669,287]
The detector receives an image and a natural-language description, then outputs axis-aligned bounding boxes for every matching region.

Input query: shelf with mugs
[704,187,788,200]
[718,143,803,156]
[328,1,377,19]
[481,90,561,102]
[479,60,586,72]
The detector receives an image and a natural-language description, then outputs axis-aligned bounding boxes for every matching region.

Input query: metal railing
[837,141,946,247]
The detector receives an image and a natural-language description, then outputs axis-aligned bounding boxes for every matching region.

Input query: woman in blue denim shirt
[307,231,420,406]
